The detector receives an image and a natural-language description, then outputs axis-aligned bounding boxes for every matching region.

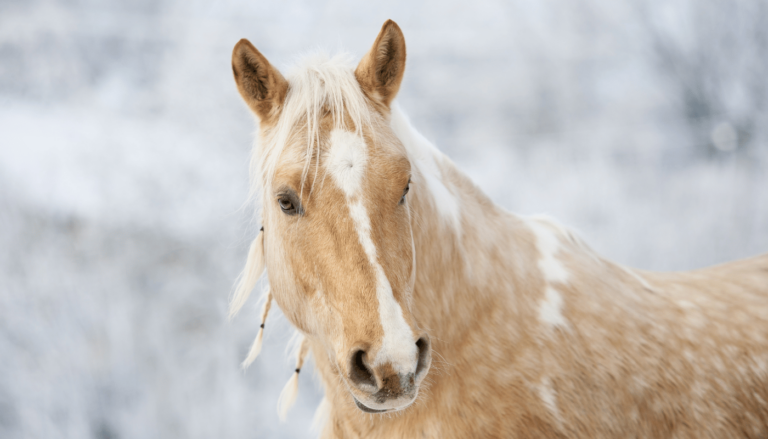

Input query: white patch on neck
[528,220,570,284]
[539,287,568,329]
[327,129,417,372]
[528,219,571,329]
[390,105,462,234]
[537,378,563,425]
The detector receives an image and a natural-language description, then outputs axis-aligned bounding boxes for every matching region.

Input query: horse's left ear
[355,19,406,108]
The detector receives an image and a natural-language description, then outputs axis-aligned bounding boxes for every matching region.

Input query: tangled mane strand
[251,52,374,201]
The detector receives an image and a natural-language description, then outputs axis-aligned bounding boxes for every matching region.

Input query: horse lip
[353,393,418,413]
[354,397,390,413]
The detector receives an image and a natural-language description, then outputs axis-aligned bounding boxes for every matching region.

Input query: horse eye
[278,196,296,214]
[400,182,410,205]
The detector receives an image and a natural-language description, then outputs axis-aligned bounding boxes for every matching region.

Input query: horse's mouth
[353,397,391,413]
[353,394,419,414]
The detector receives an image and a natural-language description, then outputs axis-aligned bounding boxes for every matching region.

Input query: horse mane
[251,52,375,200]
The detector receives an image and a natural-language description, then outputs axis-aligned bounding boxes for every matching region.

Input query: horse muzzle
[345,335,432,413]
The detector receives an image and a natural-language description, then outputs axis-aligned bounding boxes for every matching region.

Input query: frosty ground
[1,1,766,438]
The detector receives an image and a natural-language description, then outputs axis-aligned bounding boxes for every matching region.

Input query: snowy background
[1,0,766,437]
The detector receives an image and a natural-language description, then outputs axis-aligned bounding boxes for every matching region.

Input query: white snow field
[0,0,766,438]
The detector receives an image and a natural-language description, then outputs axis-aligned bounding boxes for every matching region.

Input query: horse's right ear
[232,39,288,123]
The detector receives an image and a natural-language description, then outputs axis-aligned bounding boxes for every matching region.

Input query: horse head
[231,20,432,414]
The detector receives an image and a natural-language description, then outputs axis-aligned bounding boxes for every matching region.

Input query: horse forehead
[271,125,408,206]
[324,128,409,196]
[325,129,369,198]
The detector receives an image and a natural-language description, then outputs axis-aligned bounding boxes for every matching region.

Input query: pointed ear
[355,20,406,108]
[232,39,288,122]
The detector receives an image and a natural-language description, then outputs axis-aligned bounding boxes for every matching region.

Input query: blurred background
[1,0,766,437]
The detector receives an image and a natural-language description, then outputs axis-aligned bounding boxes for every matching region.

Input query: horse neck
[392,107,534,349]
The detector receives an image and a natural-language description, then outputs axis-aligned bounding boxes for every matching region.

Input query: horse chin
[354,398,391,413]
[352,394,417,414]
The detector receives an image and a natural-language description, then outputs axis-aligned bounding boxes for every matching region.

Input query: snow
[1,0,766,437]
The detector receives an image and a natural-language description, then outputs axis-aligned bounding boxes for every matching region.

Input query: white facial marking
[327,130,368,197]
[539,287,568,329]
[390,106,462,233]
[328,129,417,372]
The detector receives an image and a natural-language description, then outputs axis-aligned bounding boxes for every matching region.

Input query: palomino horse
[229,20,768,438]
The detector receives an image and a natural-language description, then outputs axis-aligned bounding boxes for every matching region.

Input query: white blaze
[327,129,417,371]
[326,129,368,195]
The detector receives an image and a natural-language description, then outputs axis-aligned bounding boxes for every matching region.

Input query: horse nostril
[349,349,376,389]
[415,336,431,378]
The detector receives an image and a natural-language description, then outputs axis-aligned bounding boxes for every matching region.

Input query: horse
[228,19,768,438]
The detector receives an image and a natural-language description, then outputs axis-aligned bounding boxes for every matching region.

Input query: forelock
[251,52,375,200]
